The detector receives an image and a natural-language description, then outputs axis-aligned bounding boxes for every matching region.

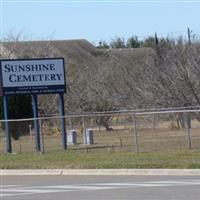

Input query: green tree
[142,36,157,48]
[110,37,126,48]
[126,36,140,48]
[97,40,110,49]
[9,95,32,140]
[0,95,32,140]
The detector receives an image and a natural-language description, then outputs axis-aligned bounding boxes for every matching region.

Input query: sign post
[0,58,67,153]
[3,96,12,153]
[31,94,41,152]
[59,93,67,150]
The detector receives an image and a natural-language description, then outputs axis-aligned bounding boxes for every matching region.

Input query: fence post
[185,112,192,150]
[120,139,123,148]
[31,94,41,152]
[39,120,45,153]
[124,113,127,129]
[29,124,32,140]
[153,114,156,130]
[82,116,87,145]
[132,114,139,153]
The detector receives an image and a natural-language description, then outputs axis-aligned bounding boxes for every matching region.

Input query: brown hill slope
[1,39,154,113]
[1,39,153,68]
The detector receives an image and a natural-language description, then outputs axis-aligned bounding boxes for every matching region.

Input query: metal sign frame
[0,57,66,96]
[0,58,67,153]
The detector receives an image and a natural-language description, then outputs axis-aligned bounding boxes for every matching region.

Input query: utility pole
[187,27,191,45]
[155,32,160,58]
[155,32,159,47]
[187,28,192,78]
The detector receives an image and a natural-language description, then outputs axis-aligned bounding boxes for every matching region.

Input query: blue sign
[0,58,66,95]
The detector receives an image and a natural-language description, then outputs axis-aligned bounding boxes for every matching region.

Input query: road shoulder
[2,169,200,176]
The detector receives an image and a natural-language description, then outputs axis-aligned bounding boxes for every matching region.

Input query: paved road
[1,175,200,200]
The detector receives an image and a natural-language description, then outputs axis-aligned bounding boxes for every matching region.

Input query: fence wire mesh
[1,109,200,154]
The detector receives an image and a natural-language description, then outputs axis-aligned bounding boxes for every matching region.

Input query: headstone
[67,130,77,145]
[84,128,94,145]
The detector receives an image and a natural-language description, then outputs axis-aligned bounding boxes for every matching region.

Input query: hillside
[0,39,155,114]
[0,39,153,70]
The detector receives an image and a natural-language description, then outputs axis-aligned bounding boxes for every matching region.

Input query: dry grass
[1,119,200,169]
[1,119,200,154]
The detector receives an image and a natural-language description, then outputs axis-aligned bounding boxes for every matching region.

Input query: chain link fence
[1,108,200,154]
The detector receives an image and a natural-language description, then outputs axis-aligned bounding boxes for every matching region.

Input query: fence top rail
[42,105,200,116]
[0,107,200,123]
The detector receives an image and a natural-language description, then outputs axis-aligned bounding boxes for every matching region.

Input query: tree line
[67,35,200,129]
[97,35,156,49]
[1,31,200,138]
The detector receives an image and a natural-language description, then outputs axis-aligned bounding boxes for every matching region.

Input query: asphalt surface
[1,175,200,200]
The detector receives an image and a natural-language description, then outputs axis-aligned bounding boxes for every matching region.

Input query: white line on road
[1,180,200,198]
[0,185,22,188]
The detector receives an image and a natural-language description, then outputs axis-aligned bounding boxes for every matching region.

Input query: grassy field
[1,125,200,154]
[1,149,200,169]
[1,117,200,169]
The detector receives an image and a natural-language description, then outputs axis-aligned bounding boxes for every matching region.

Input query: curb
[1,169,200,176]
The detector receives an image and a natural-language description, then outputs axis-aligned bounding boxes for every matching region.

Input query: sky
[1,0,200,44]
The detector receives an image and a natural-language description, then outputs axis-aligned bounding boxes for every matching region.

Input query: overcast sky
[1,0,200,43]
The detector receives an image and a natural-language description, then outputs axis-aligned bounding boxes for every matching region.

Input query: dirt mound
[1,39,154,78]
